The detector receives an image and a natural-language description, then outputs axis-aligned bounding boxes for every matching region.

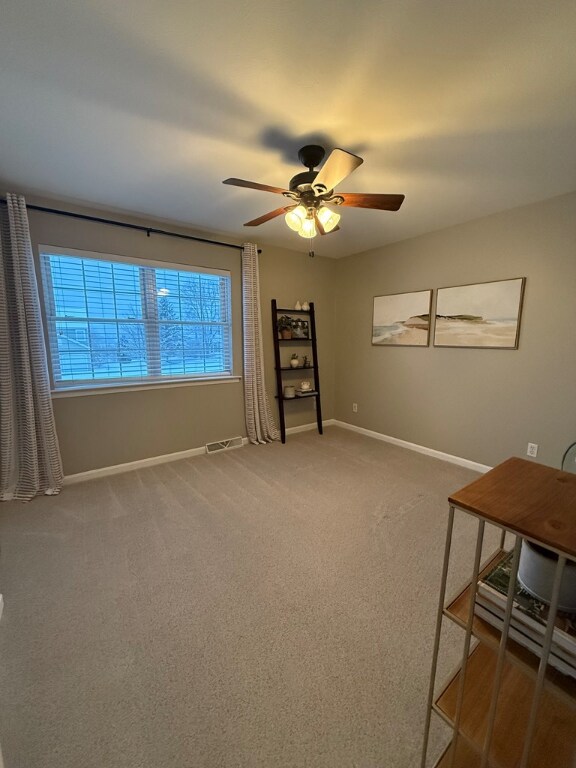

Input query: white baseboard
[64,438,250,485]
[63,418,483,485]
[64,421,340,485]
[332,420,491,474]
[285,419,336,436]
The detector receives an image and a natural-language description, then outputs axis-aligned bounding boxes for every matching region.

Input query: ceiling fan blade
[223,178,288,195]
[337,193,405,211]
[244,207,291,227]
[312,149,363,195]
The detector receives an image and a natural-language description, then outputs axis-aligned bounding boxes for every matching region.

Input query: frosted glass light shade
[285,205,307,231]
[317,206,340,233]
[299,217,317,239]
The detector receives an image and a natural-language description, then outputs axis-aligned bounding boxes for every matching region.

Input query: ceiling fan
[223,145,405,239]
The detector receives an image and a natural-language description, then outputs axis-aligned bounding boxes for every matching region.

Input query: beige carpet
[0,426,499,768]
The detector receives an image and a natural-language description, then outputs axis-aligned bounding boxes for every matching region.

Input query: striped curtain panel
[0,193,63,501]
[242,243,279,444]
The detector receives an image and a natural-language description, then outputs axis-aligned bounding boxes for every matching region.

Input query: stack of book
[474,552,576,679]
[295,389,317,397]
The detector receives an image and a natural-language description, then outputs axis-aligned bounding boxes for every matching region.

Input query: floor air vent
[205,436,243,454]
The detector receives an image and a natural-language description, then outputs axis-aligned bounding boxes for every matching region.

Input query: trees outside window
[40,250,232,388]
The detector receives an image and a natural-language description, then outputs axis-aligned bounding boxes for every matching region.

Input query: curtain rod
[0,198,260,253]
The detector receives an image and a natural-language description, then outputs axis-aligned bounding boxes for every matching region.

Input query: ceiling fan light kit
[223,143,405,242]
[284,203,340,238]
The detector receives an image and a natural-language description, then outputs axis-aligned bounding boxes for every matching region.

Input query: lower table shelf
[434,737,484,768]
[444,550,576,706]
[433,643,576,768]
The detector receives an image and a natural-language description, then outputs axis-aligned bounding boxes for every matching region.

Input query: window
[40,248,233,390]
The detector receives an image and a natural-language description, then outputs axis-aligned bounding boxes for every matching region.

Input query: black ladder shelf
[271,299,323,444]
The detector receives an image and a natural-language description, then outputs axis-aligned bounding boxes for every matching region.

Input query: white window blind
[40,249,233,389]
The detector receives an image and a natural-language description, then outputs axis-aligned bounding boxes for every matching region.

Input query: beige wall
[7,187,575,475]
[20,198,336,474]
[334,192,576,469]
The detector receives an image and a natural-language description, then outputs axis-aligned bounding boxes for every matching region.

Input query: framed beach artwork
[434,277,526,349]
[372,290,432,346]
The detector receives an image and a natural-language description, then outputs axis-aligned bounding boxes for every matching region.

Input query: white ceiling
[1,0,576,258]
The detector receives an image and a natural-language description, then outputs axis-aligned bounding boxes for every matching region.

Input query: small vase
[294,301,302,310]
[290,357,299,368]
[301,301,310,311]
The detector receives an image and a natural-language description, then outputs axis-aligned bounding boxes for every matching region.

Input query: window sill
[51,375,242,398]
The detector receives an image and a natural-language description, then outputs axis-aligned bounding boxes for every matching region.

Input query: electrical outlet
[352,403,358,413]
[527,443,538,458]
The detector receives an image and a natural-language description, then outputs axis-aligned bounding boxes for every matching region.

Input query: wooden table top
[449,457,576,559]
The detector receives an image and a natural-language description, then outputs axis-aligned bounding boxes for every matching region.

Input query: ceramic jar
[518,540,576,612]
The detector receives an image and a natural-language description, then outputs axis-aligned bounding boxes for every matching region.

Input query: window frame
[38,246,236,394]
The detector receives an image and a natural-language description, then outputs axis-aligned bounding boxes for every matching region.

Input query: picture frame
[434,277,525,349]
[291,317,310,339]
[372,289,432,347]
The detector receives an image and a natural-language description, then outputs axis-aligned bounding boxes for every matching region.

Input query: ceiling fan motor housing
[289,170,318,192]
[297,144,326,170]
[289,145,329,192]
